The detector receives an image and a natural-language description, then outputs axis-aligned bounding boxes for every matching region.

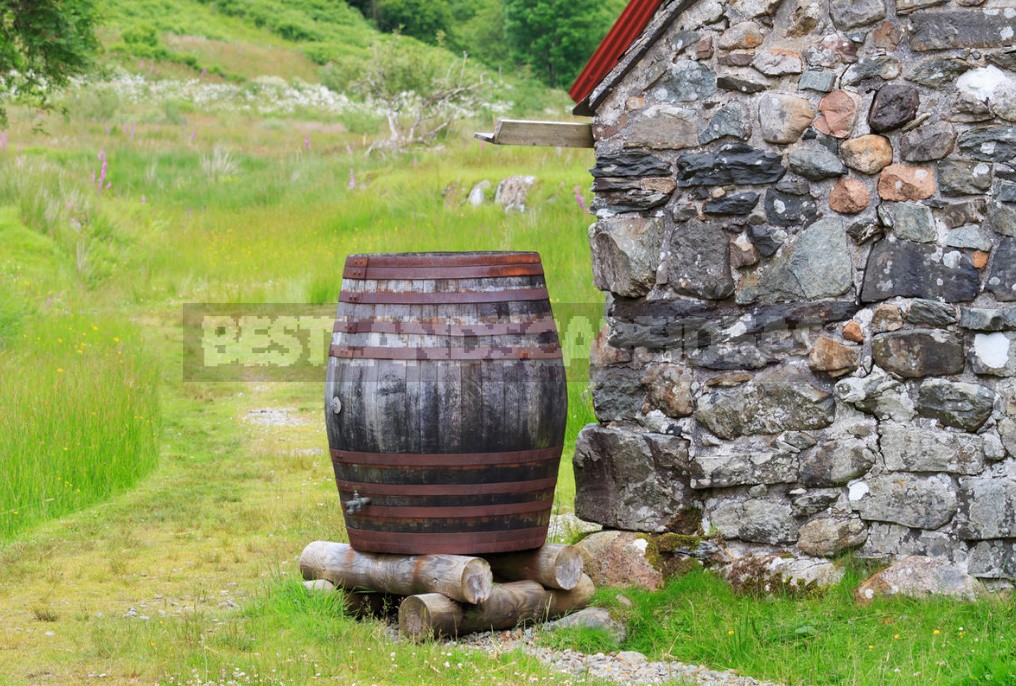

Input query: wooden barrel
[324,251,568,555]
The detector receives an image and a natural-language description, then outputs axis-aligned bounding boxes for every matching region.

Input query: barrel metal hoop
[335,477,557,496]
[342,264,545,280]
[345,527,550,555]
[343,499,552,519]
[332,319,559,336]
[339,287,550,305]
[330,446,563,467]
[328,344,562,360]
[347,252,541,269]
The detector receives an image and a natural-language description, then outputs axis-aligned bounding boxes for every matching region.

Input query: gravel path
[388,625,786,686]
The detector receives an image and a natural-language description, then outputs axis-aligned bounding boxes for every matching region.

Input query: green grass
[0,315,160,541]
[0,52,598,680]
[575,569,1016,686]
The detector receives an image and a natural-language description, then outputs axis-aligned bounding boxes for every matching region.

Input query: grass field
[3,2,1015,685]
[0,28,602,678]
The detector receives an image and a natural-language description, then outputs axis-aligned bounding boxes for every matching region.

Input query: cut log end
[462,558,494,604]
[486,544,585,590]
[552,547,584,591]
[300,541,493,604]
[399,593,462,641]
[548,574,596,616]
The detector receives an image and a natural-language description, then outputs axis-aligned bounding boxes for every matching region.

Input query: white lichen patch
[848,480,870,502]
[974,333,1012,369]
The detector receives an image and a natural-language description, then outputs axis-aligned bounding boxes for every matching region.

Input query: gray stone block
[676,142,786,186]
[880,422,985,473]
[668,219,735,300]
[872,330,966,378]
[800,437,876,487]
[573,425,698,533]
[589,215,666,298]
[916,379,995,432]
[988,238,1016,302]
[911,10,1016,51]
[855,473,958,530]
[709,498,799,544]
[694,363,835,439]
[861,239,980,303]
[957,466,1016,539]
[958,126,1016,162]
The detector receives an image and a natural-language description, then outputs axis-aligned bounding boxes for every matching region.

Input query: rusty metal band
[345,527,549,555]
[336,476,557,496]
[346,253,541,269]
[344,499,552,519]
[331,446,563,467]
[332,319,558,336]
[342,264,544,280]
[328,345,562,361]
[339,287,549,305]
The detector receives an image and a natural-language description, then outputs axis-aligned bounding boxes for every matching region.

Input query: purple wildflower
[0,131,7,151]
[97,149,108,191]
[574,185,587,212]
[348,168,356,190]
[304,135,311,151]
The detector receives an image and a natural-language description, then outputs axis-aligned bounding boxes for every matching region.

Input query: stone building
[569,0,1016,579]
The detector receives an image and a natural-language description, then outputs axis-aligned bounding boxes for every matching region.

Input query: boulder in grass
[543,607,627,643]
[574,530,664,591]
[855,555,985,604]
[721,553,844,596]
[495,175,536,213]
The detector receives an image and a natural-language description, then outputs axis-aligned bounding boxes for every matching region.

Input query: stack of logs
[300,541,594,641]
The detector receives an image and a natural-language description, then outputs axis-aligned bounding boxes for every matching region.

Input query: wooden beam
[474,120,594,148]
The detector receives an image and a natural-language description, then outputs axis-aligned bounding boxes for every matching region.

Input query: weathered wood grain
[300,541,493,604]
[485,544,584,590]
[474,120,595,148]
[398,574,596,640]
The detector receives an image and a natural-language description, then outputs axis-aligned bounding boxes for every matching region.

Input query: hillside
[101,0,374,79]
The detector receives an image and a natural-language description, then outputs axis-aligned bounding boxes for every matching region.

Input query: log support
[398,575,595,641]
[301,541,594,639]
[486,544,584,590]
[300,541,493,604]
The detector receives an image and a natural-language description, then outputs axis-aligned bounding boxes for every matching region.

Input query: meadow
[0,35,605,680]
[2,2,1015,684]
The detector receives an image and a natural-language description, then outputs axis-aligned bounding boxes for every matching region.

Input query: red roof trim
[568,0,664,108]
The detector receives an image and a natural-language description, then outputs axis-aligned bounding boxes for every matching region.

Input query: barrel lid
[345,252,541,269]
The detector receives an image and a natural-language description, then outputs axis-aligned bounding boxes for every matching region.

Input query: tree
[374,0,452,44]
[448,0,510,70]
[352,37,489,152]
[0,0,99,125]
[503,0,619,88]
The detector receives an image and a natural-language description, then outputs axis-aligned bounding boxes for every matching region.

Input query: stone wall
[577,0,1016,579]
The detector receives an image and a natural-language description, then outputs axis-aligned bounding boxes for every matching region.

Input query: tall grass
[0,316,160,541]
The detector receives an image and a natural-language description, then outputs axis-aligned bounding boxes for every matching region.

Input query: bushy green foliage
[374,0,451,44]
[0,0,100,124]
[502,0,621,88]
[447,0,510,69]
